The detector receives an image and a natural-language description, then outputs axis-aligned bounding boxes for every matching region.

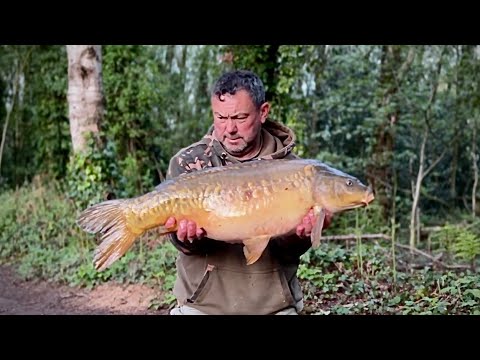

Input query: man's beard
[222,137,248,154]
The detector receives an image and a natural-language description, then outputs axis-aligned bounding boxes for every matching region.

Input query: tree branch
[395,46,416,88]
[422,148,446,181]
[321,234,391,241]
[395,242,442,262]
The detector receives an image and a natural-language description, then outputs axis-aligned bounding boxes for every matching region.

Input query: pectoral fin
[311,206,326,248]
[243,235,271,265]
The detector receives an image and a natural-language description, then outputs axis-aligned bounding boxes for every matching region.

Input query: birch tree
[66,45,104,153]
[409,47,449,251]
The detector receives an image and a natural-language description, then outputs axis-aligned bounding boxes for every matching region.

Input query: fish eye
[346,179,353,187]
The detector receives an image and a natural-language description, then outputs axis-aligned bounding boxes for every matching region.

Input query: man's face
[211,90,270,156]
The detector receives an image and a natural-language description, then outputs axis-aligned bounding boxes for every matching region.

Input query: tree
[66,45,104,153]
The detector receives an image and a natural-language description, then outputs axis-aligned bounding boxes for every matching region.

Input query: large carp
[76,159,374,271]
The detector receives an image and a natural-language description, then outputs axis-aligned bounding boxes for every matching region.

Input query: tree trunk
[66,45,104,154]
[307,45,328,158]
[450,48,459,202]
[264,45,280,102]
[450,136,458,202]
[0,47,33,181]
[368,45,415,219]
[409,47,446,251]
[0,70,19,178]
[410,128,427,251]
[472,117,478,217]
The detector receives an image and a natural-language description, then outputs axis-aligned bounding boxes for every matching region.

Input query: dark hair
[211,70,266,109]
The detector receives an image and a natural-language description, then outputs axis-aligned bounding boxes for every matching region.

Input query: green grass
[0,180,178,307]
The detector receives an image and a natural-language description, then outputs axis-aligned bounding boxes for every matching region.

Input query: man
[164,69,332,315]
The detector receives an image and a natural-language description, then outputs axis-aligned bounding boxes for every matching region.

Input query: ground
[0,265,170,315]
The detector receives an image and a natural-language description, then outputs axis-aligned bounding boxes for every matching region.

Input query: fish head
[311,162,375,213]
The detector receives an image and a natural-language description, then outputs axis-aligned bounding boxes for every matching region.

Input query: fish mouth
[362,190,375,206]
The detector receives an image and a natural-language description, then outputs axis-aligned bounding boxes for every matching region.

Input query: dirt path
[0,265,170,315]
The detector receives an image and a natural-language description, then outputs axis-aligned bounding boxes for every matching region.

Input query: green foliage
[430,224,464,255]
[3,45,480,314]
[117,153,154,198]
[325,204,388,236]
[2,180,480,314]
[0,46,70,187]
[0,179,90,271]
[299,241,480,315]
[2,45,479,224]
[224,45,280,101]
[430,222,480,266]
[0,180,178,307]
[65,137,118,210]
[453,232,480,264]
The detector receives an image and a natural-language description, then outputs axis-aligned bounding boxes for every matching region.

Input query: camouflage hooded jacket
[164,119,311,315]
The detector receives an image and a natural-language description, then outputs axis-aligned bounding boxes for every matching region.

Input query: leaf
[464,289,480,299]
[456,277,475,284]
[461,300,477,307]
[388,296,401,306]
[440,286,456,294]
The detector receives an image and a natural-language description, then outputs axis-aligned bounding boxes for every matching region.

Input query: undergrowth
[299,242,480,314]
[0,179,177,307]
[1,180,479,314]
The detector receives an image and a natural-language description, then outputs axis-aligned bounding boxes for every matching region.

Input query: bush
[0,179,178,307]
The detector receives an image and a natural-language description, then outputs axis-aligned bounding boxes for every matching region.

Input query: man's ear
[259,102,270,123]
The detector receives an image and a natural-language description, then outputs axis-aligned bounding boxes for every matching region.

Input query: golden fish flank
[76,159,375,271]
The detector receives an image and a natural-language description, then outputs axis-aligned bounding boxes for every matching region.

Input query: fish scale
[76,159,375,271]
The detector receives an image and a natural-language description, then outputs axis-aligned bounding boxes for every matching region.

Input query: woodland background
[1,45,479,314]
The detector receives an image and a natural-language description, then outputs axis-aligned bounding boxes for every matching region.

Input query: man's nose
[226,119,237,133]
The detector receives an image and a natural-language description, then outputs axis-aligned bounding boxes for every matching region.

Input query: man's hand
[165,217,206,242]
[295,208,333,238]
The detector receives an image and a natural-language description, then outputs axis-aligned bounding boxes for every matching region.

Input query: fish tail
[76,199,140,271]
